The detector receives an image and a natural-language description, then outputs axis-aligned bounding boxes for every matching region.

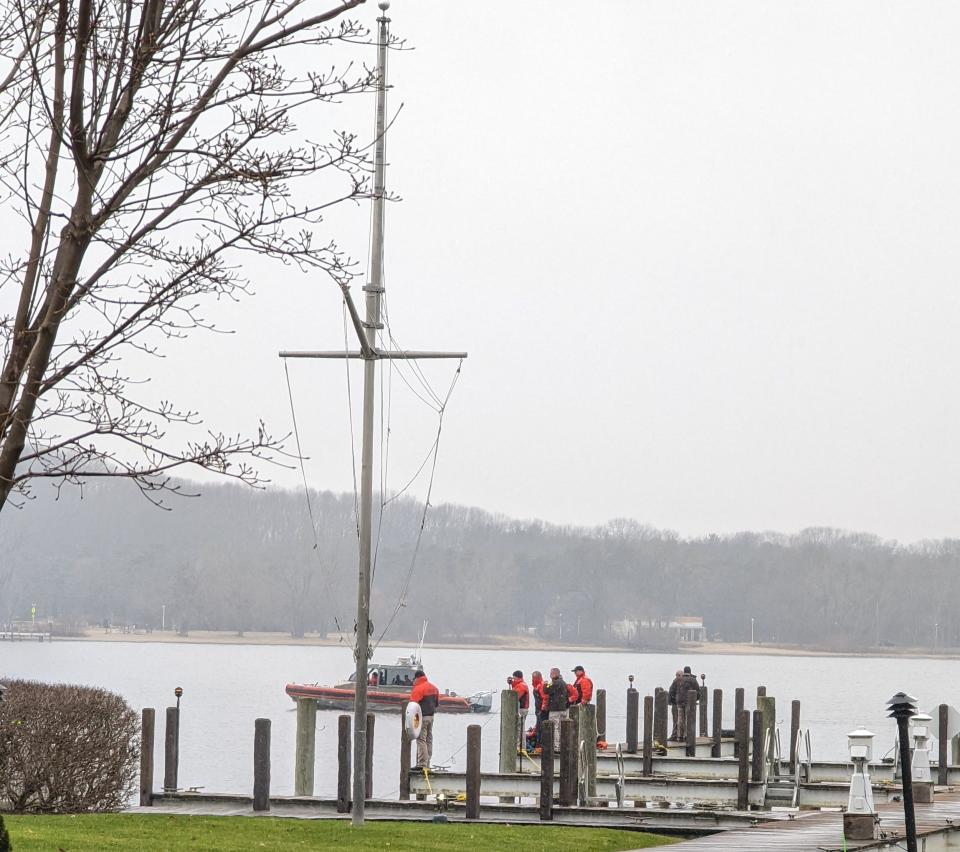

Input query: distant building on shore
[609,616,706,644]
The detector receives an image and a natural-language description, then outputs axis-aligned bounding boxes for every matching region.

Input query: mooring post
[294,698,317,797]
[540,722,554,820]
[757,695,776,767]
[253,718,271,812]
[654,689,668,746]
[698,685,708,737]
[711,689,723,758]
[642,695,654,776]
[751,709,763,783]
[337,714,351,814]
[626,688,639,753]
[736,709,750,809]
[939,703,949,786]
[734,687,745,757]
[466,724,481,820]
[757,685,766,701]
[139,708,155,807]
[790,699,801,774]
[399,700,411,801]
[365,712,375,800]
[685,689,697,757]
[163,707,178,792]
[559,718,577,807]
[596,689,607,740]
[572,703,597,799]
[499,688,519,803]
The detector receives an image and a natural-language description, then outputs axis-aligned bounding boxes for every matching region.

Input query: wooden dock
[672,789,960,850]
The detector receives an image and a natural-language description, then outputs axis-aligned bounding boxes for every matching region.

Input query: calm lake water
[0,640,954,797]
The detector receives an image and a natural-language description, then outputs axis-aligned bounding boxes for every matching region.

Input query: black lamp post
[886,691,918,852]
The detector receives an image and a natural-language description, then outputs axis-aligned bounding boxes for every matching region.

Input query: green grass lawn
[4,814,678,851]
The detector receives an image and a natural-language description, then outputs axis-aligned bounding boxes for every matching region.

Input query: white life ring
[405,700,423,739]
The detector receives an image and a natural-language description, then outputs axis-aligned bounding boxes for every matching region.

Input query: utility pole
[279,0,465,827]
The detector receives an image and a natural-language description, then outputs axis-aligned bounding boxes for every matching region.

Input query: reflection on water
[0,640,952,797]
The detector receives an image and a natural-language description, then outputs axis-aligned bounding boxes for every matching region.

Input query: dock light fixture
[886,692,919,852]
[628,675,635,688]
[174,686,183,711]
[843,728,876,840]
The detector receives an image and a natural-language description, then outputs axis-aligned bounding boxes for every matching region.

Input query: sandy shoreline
[55,629,959,661]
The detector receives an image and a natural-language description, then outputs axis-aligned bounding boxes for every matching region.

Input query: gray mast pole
[352,0,390,827]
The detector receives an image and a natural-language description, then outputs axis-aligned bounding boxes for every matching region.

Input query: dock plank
[672,788,960,850]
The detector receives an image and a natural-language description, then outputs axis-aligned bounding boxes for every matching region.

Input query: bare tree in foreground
[0,0,375,511]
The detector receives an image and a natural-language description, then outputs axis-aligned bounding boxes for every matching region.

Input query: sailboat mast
[352,0,390,828]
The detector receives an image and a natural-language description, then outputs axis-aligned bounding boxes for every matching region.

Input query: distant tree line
[0,481,955,650]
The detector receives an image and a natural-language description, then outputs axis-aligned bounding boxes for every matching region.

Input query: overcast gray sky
[143,1,960,542]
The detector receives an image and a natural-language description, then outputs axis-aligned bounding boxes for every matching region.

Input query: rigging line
[342,300,361,541]
[371,360,463,651]
[438,701,501,767]
[381,291,444,410]
[282,360,354,652]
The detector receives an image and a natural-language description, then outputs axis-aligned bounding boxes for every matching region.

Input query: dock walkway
[673,789,960,850]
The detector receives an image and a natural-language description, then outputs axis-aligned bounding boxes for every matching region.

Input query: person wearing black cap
[511,670,530,750]
[409,668,440,769]
[570,665,593,705]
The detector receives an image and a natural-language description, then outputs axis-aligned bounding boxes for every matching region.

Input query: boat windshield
[353,665,417,686]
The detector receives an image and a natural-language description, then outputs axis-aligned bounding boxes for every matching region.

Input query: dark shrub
[0,814,9,851]
[0,679,138,813]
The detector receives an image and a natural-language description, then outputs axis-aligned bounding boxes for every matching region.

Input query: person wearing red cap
[571,665,593,705]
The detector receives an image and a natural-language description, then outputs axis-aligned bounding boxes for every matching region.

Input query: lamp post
[162,605,166,631]
[887,692,919,852]
[750,618,755,645]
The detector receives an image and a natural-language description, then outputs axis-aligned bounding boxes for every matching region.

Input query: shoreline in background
[55,629,960,661]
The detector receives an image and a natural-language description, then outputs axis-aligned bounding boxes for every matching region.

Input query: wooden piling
[736,709,750,809]
[253,718,271,812]
[596,689,607,740]
[789,699,801,774]
[294,698,317,797]
[163,707,178,792]
[685,690,697,757]
[499,688,519,803]
[399,701,411,801]
[540,722,554,820]
[698,685,708,737]
[751,709,763,782]
[572,703,597,799]
[365,712,375,800]
[757,695,776,765]
[711,689,723,758]
[337,714,351,814]
[559,719,577,807]
[499,688,519,774]
[654,689,668,746]
[466,724,481,820]
[139,708,155,807]
[757,685,766,700]
[734,687,745,757]
[940,703,950,786]
[642,695,654,776]
[626,688,639,753]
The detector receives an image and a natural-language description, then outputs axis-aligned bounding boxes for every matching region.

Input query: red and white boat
[285,654,493,715]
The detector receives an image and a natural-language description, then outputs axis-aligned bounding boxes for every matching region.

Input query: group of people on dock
[508,666,594,754]
[668,665,704,741]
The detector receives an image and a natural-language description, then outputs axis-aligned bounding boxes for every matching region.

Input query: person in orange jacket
[409,669,440,769]
[511,670,530,750]
[531,670,549,746]
[571,665,594,704]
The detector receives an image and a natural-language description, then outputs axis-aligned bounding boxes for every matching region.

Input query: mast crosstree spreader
[279,1,466,827]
